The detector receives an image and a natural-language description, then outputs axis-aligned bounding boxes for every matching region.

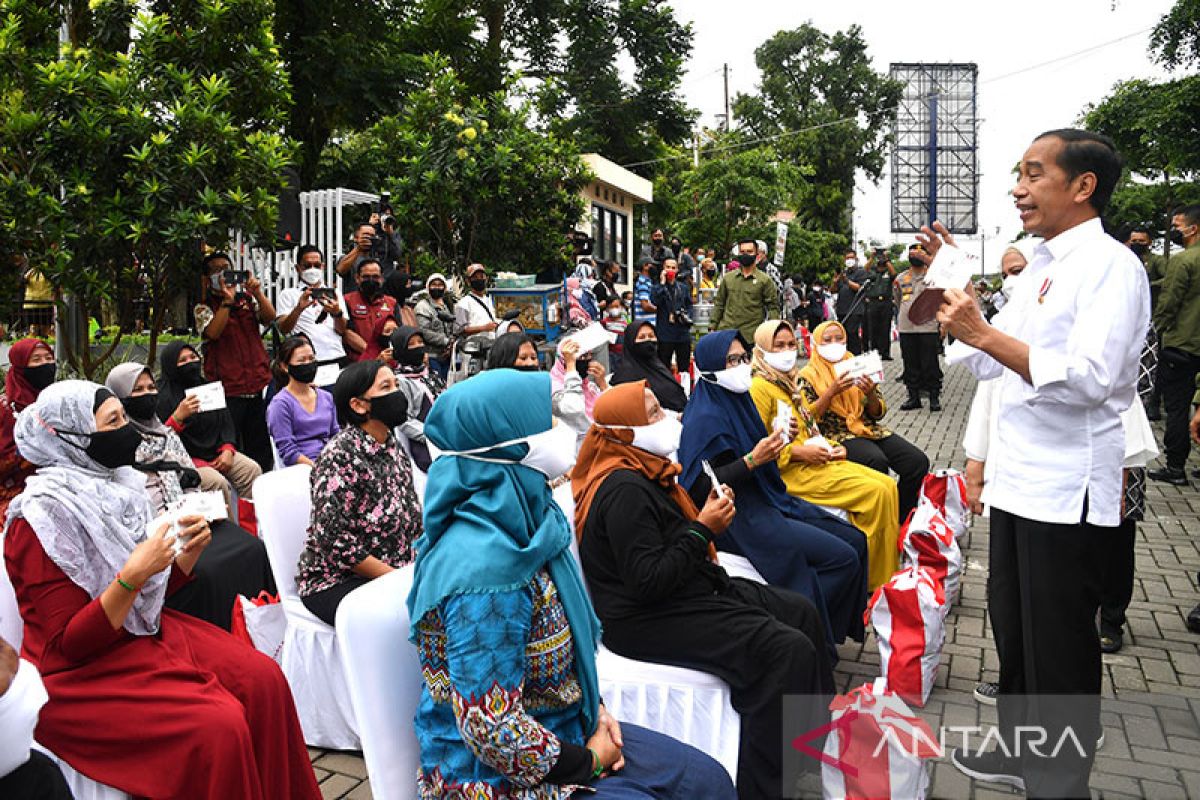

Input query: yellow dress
[750,376,900,589]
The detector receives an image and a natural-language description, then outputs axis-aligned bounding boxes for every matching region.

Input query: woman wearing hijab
[573,380,833,800]
[1,338,56,518]
[609,321,687,413]
[564,276,594,329]
[750,320,900,590]
[359,314,400,365]
[799,321,930,522]
[389,325,446,472]
[296,360,423,625]
[484,331,541,371]
[410,369,734,799]
[155,341,261,499]
[680,329,868,647]
[415,272,455,378]
[4,381,320,800]
[105,362,276,629]
[550,338,608,436]
[266,336,340,468]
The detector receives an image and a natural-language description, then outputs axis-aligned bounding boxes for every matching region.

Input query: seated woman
[388,325,447,472]
[750,320,900,590]
[156,341,261,500]
[266,336,340,467]
[1,338,57,519]
[106,363,276,629]
[680,329,867,647]
[800,321,931,522]
[296,360,423,625]
[409,369,735,799]
[4,381,319,800]
[485,331,540,371]
[550,338,609,436]
[573,381,833,799]
[610,321,687,413]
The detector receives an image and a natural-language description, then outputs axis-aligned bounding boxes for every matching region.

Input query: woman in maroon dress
[1,337,56,521]
[4,380,320,800]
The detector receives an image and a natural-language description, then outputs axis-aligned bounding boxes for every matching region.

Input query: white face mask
[817,342,847,362]
[844,258,857,269]
[1001,274,1018,300]
[763,348,798,373]
[601,414,683,459]
[437,422,578,480]
[571,288,583,299]
[299,267,323,286]
[607,308,624,318]
[704,362,753,394]
[0,659,49,774]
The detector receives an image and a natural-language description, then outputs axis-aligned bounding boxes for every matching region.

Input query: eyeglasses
[725,353,752,367]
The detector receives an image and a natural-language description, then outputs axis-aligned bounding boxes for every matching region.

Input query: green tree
[732,24,902,235]
[1150,0,1200,70]
[0,0,293,375]
[318,57,590,278]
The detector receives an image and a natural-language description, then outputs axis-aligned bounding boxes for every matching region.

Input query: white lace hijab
[5,380,166,635]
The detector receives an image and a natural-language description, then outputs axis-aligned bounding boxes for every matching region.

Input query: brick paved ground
[309,358,1200,799]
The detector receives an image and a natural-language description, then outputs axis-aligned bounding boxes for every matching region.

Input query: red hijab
[2,338,53,461]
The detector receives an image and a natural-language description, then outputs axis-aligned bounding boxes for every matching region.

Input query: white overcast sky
[668,0,1178,270]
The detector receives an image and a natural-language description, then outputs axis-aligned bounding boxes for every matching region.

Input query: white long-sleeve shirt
[947,217,1150,527]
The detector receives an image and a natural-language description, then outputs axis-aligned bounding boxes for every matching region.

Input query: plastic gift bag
[230,591,285,663]
[916,470,970,539]
[821,678,941,800]
[899,503,963,606]
[867,566,945,707]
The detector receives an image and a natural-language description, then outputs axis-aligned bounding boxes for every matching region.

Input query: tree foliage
[1150,0,1200,69]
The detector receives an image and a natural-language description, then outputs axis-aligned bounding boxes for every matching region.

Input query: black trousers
[898,332,943,396]
[842,434,930,523]
[657,339,692,373]
[0,752,73,800]
[165,519,276,630]
[1099,518,1136,635]
[864,301,894,357]
[601,578,834,800]
[301,575,371,626]
[842,314,865,355]
[989,508,1103,799]
[1159,347,1200,470]
[226,394,274,473]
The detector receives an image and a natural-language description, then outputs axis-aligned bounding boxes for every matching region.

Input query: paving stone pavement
[307,356,1200,799]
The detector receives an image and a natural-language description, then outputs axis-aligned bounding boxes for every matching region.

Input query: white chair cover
[394,430,427,507]
[551,483,741,780]
[31,745,130,800]
[335,566,422,800]
[253,465,358,749]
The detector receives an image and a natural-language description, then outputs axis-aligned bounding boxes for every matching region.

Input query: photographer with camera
[415,273,456,379]
[863,246,897,360]
[196,252,277,473]
[335,208,402,294]
[342,258,399,362]
[277,246,359,385]
[652,258,694,374]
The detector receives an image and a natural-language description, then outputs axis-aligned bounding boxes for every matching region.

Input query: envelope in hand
[908,244,979,326]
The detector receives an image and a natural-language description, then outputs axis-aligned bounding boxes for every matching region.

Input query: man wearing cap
[893,243,942,411]
[454,263,498,339]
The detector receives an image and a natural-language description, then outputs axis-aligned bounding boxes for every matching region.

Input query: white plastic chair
[253,465,359,749]
[552,483,741,779]
[335,566,421,800]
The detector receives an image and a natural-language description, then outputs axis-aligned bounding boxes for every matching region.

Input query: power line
[620,26,1155,170]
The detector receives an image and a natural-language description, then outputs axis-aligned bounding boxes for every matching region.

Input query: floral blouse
[296,425,422,596]
[414,569,588,799]
[796,377,890,444]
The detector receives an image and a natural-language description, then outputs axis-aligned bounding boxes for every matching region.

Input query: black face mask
[576,356,592,379]
[362,389,408,427]
[62,423,144,470]
[908,255,924,267]
[1170,228,1186,247]
[514,364,541,372]
[736,253,756,268]
[429,288,446,300]
[176,361,205,388]
[398,345,426,367]
[288,362,319,384]
[704,268,716,276]
[652,238,664,247]
[469,277,488,292]
[23,362,57,392]
[121,393,158,421]
[1129,242,1149,257]
[359,278,382,297]
[631,340,658,361]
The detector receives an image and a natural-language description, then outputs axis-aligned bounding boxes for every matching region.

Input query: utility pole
[723,63,730,132]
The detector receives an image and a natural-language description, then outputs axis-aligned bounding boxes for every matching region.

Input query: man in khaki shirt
[711,239,779,341]
[893,243,943,411]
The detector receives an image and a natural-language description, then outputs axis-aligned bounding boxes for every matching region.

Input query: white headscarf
[6,380,167,635]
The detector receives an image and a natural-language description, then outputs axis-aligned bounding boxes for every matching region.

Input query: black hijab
[155,341,237,461]
[610,321,687,412]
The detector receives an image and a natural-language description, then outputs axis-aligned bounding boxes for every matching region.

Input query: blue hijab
[407,369,601,731]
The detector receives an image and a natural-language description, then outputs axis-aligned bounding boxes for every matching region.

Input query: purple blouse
[266,387,340,466]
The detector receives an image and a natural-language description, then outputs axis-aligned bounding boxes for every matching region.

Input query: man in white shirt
[454,263,498,340]
[924,129,1149,798]
[276,245,361,378]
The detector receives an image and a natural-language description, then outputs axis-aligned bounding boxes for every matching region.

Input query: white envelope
[563,322,617,356]
[834,351,885,383]
[314,363,341,387]
[172,491,228,523]
[773,399,794,442]
[185,381,227,412]
[924,243,979,290]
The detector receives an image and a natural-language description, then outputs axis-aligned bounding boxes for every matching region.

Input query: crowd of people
[2,125,1199,799]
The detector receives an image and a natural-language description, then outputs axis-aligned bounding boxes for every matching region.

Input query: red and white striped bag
[900,503,963,605]
[821,678,940,800]
[867,565,945,707]
[916,470,970,539]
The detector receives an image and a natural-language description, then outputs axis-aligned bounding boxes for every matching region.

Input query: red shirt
[343,291,396,360]
[203,297,272,395]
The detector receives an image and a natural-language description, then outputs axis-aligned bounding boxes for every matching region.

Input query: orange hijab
[571,380,700,540]
[798,320,872,437]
